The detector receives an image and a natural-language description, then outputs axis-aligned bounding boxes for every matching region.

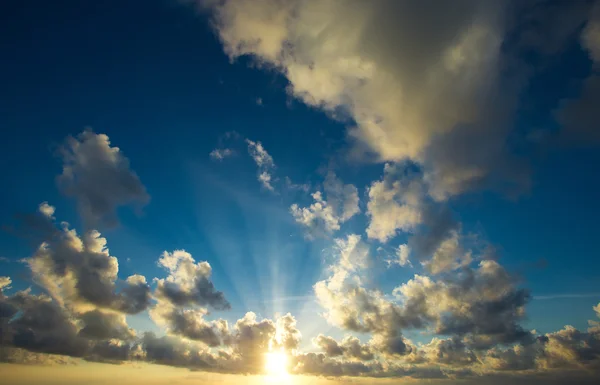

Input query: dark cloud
[78,310,135,341]
[154,250,230,311]
[56,129,149,228]
[23,209,151,314]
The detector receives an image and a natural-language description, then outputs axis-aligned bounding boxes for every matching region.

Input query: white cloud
[245,138,277,191]
[366,164,423,243]
[201,0,529,198]
[0,276,11,291]
[388,244,411,267]
[291,191,340,237]
[291,173,359,238]
[38,202,55,219]
[209,148,234,160]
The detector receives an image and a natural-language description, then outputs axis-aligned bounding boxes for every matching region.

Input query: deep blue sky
[1,0,599,344]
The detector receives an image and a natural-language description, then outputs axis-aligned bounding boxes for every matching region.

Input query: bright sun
[264,351,289,378]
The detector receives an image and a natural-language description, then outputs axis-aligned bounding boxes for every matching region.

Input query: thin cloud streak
[533,293,600,300]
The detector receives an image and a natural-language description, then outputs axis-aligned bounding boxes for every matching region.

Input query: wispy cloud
[533,293,600,300]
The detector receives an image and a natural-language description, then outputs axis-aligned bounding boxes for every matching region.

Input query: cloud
[314,334,374,361]
[154,250,230,310]
[556,4,600,144]
[246,138,276,191]
[56,129,149,228]
[209,148,234,160]
[199,0,538,198]
[78,309,135,341]
[290,172,359,238]
[366,163,473,274]
[583,4,600,64]
[151,307,229,347]
[291,191,341,236]
[38,202,55,219]
[366,164,423,243]
[23,206,150,314]
[387,244,411,267]
[0,276,12,291]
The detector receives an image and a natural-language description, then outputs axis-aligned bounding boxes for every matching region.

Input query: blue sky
[1,1,600,383]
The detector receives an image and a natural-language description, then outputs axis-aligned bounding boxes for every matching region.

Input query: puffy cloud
[291,191,341,236]
[291,173,360,238]
[225,312,301,373]
[315,335,374,361]
[56,130,149,228]
[200,0,533,198]
[154,250,230,310]
[0,276,12,292]
[387,244,411,267]
[316,233,531,363]
[38,202,55,219]
[366,164,423,243]
[149,303,229,347]
[274,313,302,351]
[1,290,88,358]
[420,337,478,367]
[78,309,135,341]
[366,163,472,274]
[23,208,150,314]
[314,335,344,357]
[138,332,220,369]
[114,275,152,314]
[394,260,532,349]
[246,139,274,168]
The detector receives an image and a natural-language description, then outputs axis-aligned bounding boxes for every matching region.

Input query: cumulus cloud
[199,0,537,198]
[38,202,55,219]
[366,163,473,274]
[154,250,230,310]
[78,309,135,341]
[56,130,149,228]
[151,307,229,347]
[21,206,150,314]
[388,244,411,267]
[366,164,423,243]
[0,276,12,291]
[291,173,360,237]
[314,334,374,361]
[291,191,341,236]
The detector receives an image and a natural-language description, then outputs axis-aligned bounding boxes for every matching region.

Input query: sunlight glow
[264,350,289,378]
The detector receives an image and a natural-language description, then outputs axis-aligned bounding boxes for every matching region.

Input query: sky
[1,0,600,384]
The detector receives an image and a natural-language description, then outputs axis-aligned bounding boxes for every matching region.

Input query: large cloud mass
[199,0,535,199]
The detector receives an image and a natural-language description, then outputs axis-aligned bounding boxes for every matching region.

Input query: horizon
[1,1,600,384]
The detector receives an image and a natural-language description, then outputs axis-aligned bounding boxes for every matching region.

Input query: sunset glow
[1,1,600,385]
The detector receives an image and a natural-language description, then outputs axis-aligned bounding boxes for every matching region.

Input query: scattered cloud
[199,0,538,199]
[56,130,149,228]
[291,173,359,238]
[246,138,276,191]
[209,148,234,161]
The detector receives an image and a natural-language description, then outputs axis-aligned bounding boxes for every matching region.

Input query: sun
[264,350,289,378]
